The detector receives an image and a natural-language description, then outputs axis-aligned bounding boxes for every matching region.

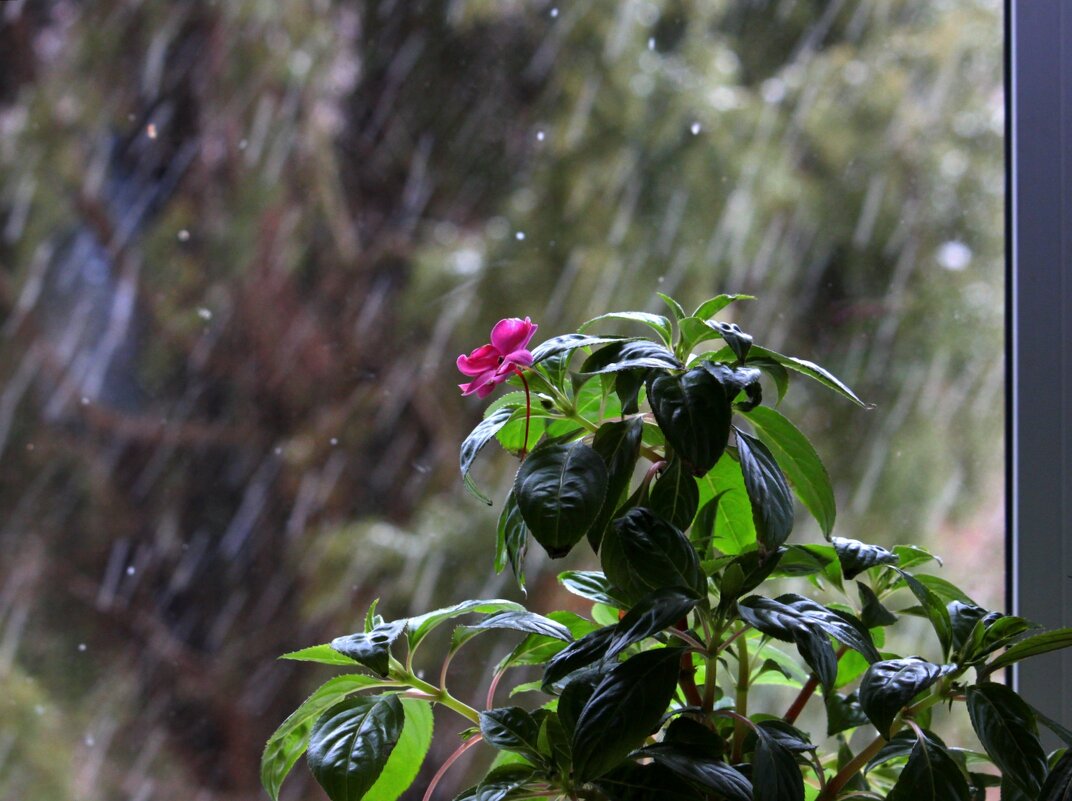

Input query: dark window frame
[1007,0,1072,730]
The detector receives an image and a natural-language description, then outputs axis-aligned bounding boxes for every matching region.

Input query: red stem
[422,735,483,801]
[783,646,847,724]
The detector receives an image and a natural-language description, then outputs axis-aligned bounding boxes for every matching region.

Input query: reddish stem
[422,735,483,801]
[783,646,847,724]
[517,369,532,459]
[676,618,703,708]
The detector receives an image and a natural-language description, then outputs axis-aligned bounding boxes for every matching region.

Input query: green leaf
[736,596,837,690]
[514,439,609,559]
[531,333,629,364]
[579,311,673,348]
[454,763,541,801]
[460,407,516,504]
[858,658,950,737]
[735,429,794,552]
[261,674,395,801]
[865,730,918,773]
[896,569,953,658]
[833,538,899,580]
[452,610,573,652]
[892,544,943,570]
[588,418,644,550]
[695,457,757,555]
[496,611,597,672]
[886,731,971,801]
[600,508,705,604]
[826,691,870,736]
[606,588,698,659]
[743,345,871,407]
[701,362,763,411]
[1039,749,1072,801]
[658,292,687,320]
[693,293,754,321]
[776,593,880,663]
[635,743,752,801]
[480,707,543,763]
[364,699,433,801]
[307,694,405,801]
[743,406,835,537]
[614,369,648,415]
[679,316,727,355]
[595,762,712,801]
[647,366,732,476]
[558,570,624,608]
[858,583,898,628]
[963,615,1037,664]
[580,339,683,375]
[494,492,528,590]
[280,644,360,666]
[715,549,783,616]
[948,602,989,655]
[331,620,406,677]
[966,682,1047,797]
[650,457,700,532]
[406,599,526,650]
[543,627,615,687]
[752,725,805,801]
[571,648,684,780]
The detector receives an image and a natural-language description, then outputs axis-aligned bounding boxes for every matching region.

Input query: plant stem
[517,369,532,459]
[817,732,888,800]
[393,668,481,724]
[732,635,750,761]
[421,735,483,801]
[784,646,847,724]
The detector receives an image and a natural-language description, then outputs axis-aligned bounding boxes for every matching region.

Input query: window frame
[1007,0,1072,730]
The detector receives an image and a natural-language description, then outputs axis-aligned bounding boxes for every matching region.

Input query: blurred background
[0,0,1003,799]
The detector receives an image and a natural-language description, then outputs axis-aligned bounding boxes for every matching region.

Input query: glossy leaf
[658,292,687,320]
[966,682,1047,797]
[494,492,528,590]
[606,588,698,659]
[776,593,880,663]
[406,599,526,650]
[982,627,1072,676]
[700,362,763,411]
[752,725,805,801]
[858,582,898,628]
[543,627,615,687]
[531,333,628,364]
[454,764,540,801]
[715,549,783,615]
[364,699,433,801]
[480,707,543,763]
[1039,749,1072,801]
[331,620,406,678]
[452,610,573,652]
[579,311,673,348]
[649,457,700,531]
[558,570,624,608]
[744,406,835,536]
[859,658,949,736]
[735,429,794,552]
[496,611,597,672]
[595,762,709,801]
[736,595,837,689]
[460,406,515,504]
[571,648,684,780]
[514,439,609,558]
[744,345,872,407]
[588,418,644,550]
[307,694,405,801]
[600,508,705,604]
[826,691,870,736]
[647,366,732,476]
[636,743,751,801]
[709,321,753,362]
[865,730,918,772]
[896,569,953,658]
[833,537,899,580]
[886,731,971,801]
[693,293,754,321]
[581,339,683,374]
[261,674,394,801]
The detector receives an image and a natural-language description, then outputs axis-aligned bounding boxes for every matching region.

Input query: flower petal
[490,317,537,357]
[457,344,501,376]
[500,348,534,369]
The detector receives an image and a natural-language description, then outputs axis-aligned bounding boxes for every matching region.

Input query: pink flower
[457,317,539,397]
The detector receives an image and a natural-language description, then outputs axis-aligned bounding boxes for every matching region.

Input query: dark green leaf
[647,366,732,476]
[650,457,700,531]
[558,570,624,608]
[543,627,615,687]
[948,602,989,655]
[588,418,644,550]
[595,762,708,801]
[826,691,870,736]
[557,673,599,735]
[600,508,705,604]
[964,615,1037,664]
[571,648,684,780]
[364,699,433,801]
[454,764,541,801]
[700,362,763,411]
[715,549,783,615]
[866,730,918,773]
[752,726,805,801]
[886,731,971,801]
[452,610,573,652]
[755,720,815,753]
[579,311,673,348]
[743,345,872,408]
[581,339,683,374]
[460,407,515,504]
[614,369,648,415]
[331,620,406,678]
[708,321,753,362]
[307,695,405,801]
[982,628,1072,676]
[261,674,394,801]
[776,593,880,663]
[1039,749,1072,801]
[858,583,898,628]
[480,707,543,763]
[531,333,628,364]
[896,569,953,658]
[514,439,609,558]
[495,492,528,590]
[635,743,751,801]
[606,588,698,659]
[735,429,794,552]
[858,658,950,737]
[679,316,727,354]
[833,538,899,580]
[736,595,837,690]
[496,611,597,672]
[406,600,526,650]
[744,406,835,536]
[1028,701,1072,747]
[966,682,1047,797]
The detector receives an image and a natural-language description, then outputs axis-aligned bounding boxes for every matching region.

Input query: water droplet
[936,241,972,271]
[126,566,136,576]
[84,735,95,747]
[197,307,213,321]
[536,130,545,141]
[330,437,338,446]
[690,122,702,135]
[515,231,526,241]
[648,37,656,50]
[25,443,34,452]
[238,138,249,150]
[177,229,190,242]
[34,705,45,716]
[80,396,90,406]
[146,123,158,140]
[77,643,87,652]
[550,7,559,17]
[274,447,282,455]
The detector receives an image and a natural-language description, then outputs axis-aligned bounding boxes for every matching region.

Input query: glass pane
[0,1,1002,798]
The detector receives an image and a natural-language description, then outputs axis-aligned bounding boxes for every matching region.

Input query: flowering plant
[262,294,1072,801]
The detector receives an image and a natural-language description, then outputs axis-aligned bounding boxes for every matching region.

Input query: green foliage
[265,295,1069,801]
